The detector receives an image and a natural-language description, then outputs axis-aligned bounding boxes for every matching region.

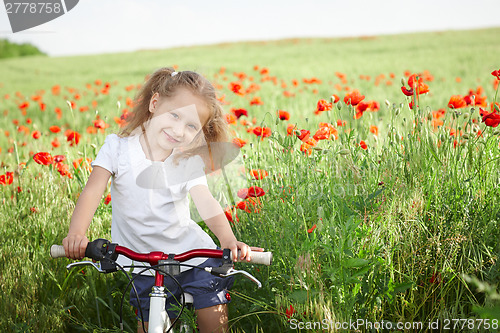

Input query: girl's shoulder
[103,133,134,146]
[98,133,134,157]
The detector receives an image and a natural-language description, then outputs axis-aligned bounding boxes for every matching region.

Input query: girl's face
[145,87,210,153]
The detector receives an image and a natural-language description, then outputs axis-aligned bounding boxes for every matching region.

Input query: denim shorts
[129,257,234,321]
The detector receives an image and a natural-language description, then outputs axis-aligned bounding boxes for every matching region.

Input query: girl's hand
[63,234,89,259]
[222,240,264,262]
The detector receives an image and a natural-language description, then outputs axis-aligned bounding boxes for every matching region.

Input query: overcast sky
[1,0,499,57]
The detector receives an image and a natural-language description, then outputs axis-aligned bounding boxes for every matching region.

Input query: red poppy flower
[315,99,332,113]
[0,172,14,185]
[51,138,60,148]
[492,69,500,80]
[231,108,248,118]
[278,110,290,120]
[246,197,262,213]
[344,90,365,106]
[296,129,310,141]
[232,137,247,148]
[482,111,500,127]
[249,96,263,105]
[237,188,249,199]
[401,86,414,96]
[93,118,108,129]
[250,169,268,180]
[359,140,368,150]
[229,82,244,95]
[402,74,430,96]
[408,74,429,95]
[313,127,330,140]
[54,155,66,163]
[66,130,81,146]
[448,95,467,109]
[104,194,111,205]
[247,186,265,197]
[33,152,53,165]
[55,162,72,178]
[252,126,271,138]
[319,122,338,140]
[286,124,296,136]
[370,125,379,136]
[49,125,61,133]
[307,224,317,233]
[224,206,238,223]
[285,305,295,319]
[356,101,370,113]
[235,201,251,213]
[224,113,237,125]
[32,130,41,139]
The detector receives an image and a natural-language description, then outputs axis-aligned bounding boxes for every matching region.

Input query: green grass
[0,27,499,332]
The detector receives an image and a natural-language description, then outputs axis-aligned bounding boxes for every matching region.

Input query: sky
[1,0,500,57]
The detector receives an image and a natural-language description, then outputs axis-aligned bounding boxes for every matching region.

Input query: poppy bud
[470,107,475,114]
[458,126,462,131]
[493,130,500,136]
[494,104,500,113]
[462,133,469,140]
[66,100,73,110]
[317,206,324,219]
[463,113,469,119]
[339,149,350,155]
[401,78,406,86]
[472,125,479,133]
[395,108,401,116]
[427,113,433,121]
[117,101,121,110]
[385,100,390,107]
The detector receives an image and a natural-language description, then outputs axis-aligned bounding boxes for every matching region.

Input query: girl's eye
[170,113,179,119]
[188,124,197,130]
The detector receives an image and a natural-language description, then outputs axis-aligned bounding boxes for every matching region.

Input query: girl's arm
[63,166,112,259]
[189,184,263,261]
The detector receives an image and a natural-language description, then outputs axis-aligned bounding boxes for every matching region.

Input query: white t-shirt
[92,134,217,274]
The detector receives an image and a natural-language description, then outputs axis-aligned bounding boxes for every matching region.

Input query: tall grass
[0,28,499,331]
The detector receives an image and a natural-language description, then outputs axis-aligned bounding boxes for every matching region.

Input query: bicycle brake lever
[66,261,105,273]
[221,268,262,288]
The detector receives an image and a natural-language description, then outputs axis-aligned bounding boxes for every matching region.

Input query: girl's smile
[163,130,181,143]
[141,87,210,161]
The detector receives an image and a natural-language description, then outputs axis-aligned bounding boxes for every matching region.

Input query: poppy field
[1,28,500,332]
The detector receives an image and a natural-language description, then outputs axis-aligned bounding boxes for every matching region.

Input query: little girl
[63,67,259,333]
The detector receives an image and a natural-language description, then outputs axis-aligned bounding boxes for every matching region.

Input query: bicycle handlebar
[50,240,273,266]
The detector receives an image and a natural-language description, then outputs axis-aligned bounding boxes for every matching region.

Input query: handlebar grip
[238,250,273,266]
[50,245,66,258]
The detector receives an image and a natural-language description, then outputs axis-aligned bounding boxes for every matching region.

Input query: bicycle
[50,239,272,333]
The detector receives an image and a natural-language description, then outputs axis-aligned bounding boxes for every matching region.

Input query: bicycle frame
[114,246,228,333]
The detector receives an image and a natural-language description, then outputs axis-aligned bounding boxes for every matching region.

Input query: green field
[0,28,499,332]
